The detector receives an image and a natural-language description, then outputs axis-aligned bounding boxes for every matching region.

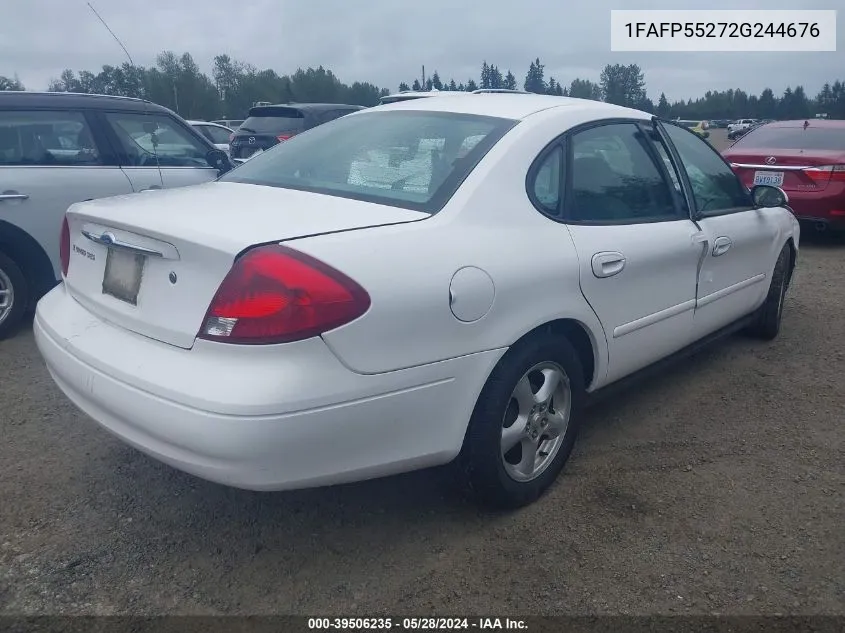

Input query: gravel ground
[1,129,842,616]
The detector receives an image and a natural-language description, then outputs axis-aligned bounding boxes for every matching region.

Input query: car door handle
[0,193,29,201]
[591,251,626,278]
[712,236,732,257]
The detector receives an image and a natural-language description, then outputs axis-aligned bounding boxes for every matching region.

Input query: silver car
[0,91,233,338]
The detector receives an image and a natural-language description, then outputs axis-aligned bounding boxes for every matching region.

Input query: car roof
[381,90,467,99]
[0,91,173,114]
[248,103,365,114]
[371,93,650,121]
[764,119,845,129]
[187,120,230,128]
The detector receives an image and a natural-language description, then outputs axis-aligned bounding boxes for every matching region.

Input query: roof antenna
[87,2,164,189]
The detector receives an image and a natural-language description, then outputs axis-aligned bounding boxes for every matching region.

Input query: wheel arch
[509,317,600,390]
[0,220,58,307]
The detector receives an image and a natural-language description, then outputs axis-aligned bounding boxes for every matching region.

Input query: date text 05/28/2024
[307,617,528,630]
[610,9,836,52]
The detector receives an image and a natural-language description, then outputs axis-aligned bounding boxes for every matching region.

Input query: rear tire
[459,334,585,509]
[0,251,28,340]
[746,245,790,341]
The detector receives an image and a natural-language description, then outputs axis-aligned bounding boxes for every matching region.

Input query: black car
[229,103,364,160]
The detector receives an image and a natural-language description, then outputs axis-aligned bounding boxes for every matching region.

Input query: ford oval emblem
[765,156,776,165]
[248,136,255,145]
[101,232,115,244]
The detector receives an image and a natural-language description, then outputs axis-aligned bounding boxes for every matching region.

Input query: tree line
[1,53,843,121]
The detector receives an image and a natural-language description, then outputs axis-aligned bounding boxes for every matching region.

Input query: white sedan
[34,94,799,508]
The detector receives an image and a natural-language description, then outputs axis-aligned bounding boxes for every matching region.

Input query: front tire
[0,251,27,340]
[460,334,585,509]
[747,245,790,341]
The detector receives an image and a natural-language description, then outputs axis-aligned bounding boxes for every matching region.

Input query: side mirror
[206,148,232,175]
[751,184,788,208]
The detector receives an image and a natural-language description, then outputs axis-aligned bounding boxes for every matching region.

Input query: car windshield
[221,110,516,213]
[733,126,845,151]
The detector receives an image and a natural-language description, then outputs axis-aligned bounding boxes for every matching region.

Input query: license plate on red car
[753,171,784,187]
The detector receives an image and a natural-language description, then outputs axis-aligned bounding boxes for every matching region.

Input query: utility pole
[421,65,425,90]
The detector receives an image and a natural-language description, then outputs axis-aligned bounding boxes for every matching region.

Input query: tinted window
[222,110,515,213]
[733,126,845,151]
[663,122,751,215]
[241,107,306,134]
[104,112,210,168]
[567,123,679,223]
[529,146,562,216]
[203,125,232,144]
[0,110,101,166]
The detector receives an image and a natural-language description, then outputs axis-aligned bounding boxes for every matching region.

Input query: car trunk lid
[726,149,845,192]
[63,181,427,349]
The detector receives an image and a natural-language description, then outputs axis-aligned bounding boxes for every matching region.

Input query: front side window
[662,122,751,216]
[0,110,101,166]
[222,110,516,213]
[104,112,210,168]
[566,123,679,223]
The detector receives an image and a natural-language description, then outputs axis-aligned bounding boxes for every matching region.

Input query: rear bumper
[34,284,504,491]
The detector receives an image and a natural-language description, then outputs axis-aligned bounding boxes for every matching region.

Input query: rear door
[0,108,133,282]
[559,121,703,384]
[97,110,218,192]
[658,120,781,337]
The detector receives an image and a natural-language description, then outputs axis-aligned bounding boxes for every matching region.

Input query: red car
[723,119,845,232]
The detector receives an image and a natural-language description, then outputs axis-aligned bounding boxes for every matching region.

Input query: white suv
[0,92,233,338]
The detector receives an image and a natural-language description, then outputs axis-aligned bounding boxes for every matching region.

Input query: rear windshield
[240,107,305,134]
[221,110,516,213]
[733,126,845,151]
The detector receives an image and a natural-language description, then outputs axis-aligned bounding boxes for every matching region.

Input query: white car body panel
[34,94,801,491]
[34,285,504,489]
[63,182,426,348]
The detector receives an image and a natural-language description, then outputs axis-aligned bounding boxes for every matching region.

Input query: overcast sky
[1,0,841,101]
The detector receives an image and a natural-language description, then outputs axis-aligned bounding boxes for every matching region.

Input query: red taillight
[59,216,70,277]
[277,134,294,142]
[197,245,370,345]
[804,165,845,183]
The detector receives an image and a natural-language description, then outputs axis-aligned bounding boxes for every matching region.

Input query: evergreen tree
[480,62,491,89]
[412,79,422,91]
[504,71,517,90]
[398,82,410,92]
[466,79,478,91]
[656,92,670,116]
[524,58,545,94]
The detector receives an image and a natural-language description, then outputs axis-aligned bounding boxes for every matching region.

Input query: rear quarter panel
[290,106,618,386]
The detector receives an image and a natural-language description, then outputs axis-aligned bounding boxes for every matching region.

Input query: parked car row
[18,92,802,509]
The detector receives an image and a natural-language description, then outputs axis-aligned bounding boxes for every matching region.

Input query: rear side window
[733,126,845,151]
[241,107,306,134]
[0,110,102,166]
[222,110,516,213]
[566,123,680,223]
